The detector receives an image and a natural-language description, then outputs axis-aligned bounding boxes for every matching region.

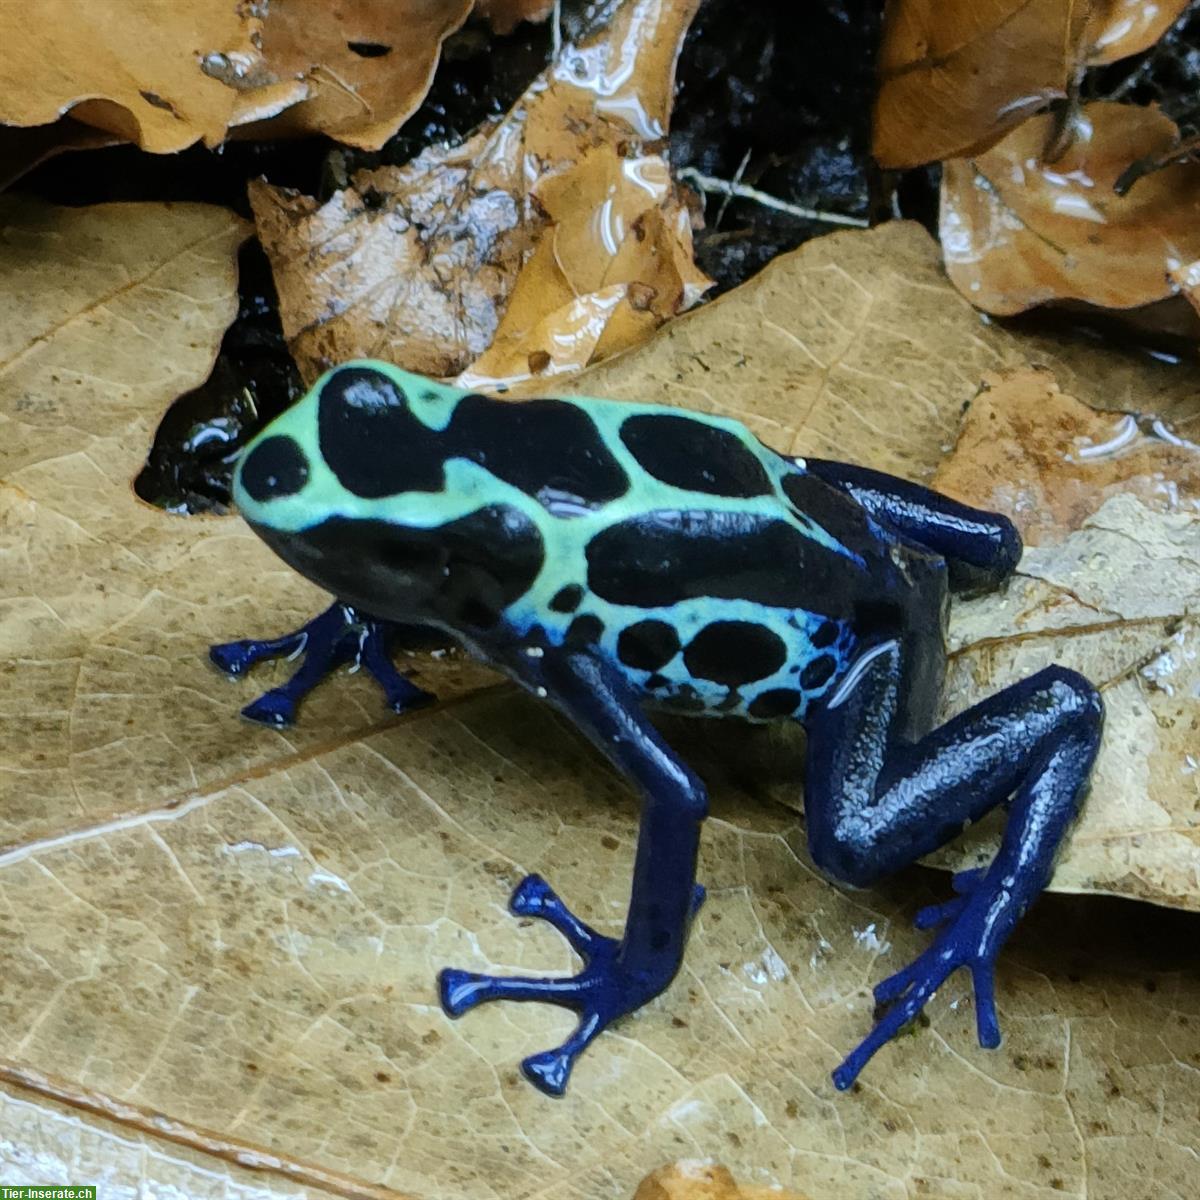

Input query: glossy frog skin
[213,360,1104,1096]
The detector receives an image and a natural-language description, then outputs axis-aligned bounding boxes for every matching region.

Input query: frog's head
[232,361,544,629]
[233,361,461,522]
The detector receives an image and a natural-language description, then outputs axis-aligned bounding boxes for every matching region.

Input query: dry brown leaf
[249,129,532,381]
[0,0,472,153]
[873,0,1189,169]
[0,1,263,152]
[253,0,474,149]
[941,101,1200,315]
[934,368,1200,545]
[1169,256,1200,318]
[4,212,1200,1197]
[253,0,710,387]
[634,1162,811,1200]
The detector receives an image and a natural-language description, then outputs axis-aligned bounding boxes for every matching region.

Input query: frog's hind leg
[801,638,1103,1090]
[438,649,707,1096]
[802,458,1022,591]
[209,602,438,726]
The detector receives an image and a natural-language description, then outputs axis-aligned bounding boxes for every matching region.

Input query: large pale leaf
[3,211,1200,1198]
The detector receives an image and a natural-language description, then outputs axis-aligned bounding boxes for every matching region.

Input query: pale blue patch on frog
[502,593,851,721]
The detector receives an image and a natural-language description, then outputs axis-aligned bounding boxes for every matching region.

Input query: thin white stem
[677,167,869,228]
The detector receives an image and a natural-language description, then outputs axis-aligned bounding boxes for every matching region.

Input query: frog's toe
[509,873,602,954]
[438,953,641,1096]
[240,688,299,728]
[971,962,1001,1048]
[871,952,928,1004]
[522,1047,574,1097]
[211,602,431,726]
[834,954,943,1091]
[438,873,683,1093]
[913,869,987,930]
[356,630,436,714]
[521,1012,608,1098]
[836,894,1010,1089]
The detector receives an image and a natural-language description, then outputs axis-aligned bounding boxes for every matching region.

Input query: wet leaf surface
[0,0,473,153]
[253,0,710,388]
[941,101,1200,316]
[928,369,1200,907]
[3,212,1200,1198]
[252,0,475,150]
[873,0,1190,169]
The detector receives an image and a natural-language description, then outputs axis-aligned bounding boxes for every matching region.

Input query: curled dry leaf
[0,0,472,154]
[252,0,473,149]
[5,212,1200,1198]
[941,101,1200,315]
[873,0,1190,169]
[253,0,711,387]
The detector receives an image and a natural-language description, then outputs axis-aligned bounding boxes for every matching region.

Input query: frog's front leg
[803,458,1022,591]
[802,639,1103,1090]
[210,602,443,727]
[438,649,707,1097]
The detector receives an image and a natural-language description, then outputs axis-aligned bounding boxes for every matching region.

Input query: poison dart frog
[213,360,1104,1097]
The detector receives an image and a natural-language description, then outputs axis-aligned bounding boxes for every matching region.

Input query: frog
[212,359,1105,1097]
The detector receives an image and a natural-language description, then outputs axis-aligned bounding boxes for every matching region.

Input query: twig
[552,0,562,60]
[714,148,751,230]
[676,167,869,227]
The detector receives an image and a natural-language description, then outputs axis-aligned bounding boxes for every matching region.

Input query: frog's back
[235,362,936,722]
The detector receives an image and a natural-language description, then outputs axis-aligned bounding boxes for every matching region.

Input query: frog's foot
[209,602,433,727]
[832,880,1003,1092]
[912,868,986,930]
[439,874,704,1097]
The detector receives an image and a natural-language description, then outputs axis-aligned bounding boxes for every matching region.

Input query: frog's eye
[240,435,310,502]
